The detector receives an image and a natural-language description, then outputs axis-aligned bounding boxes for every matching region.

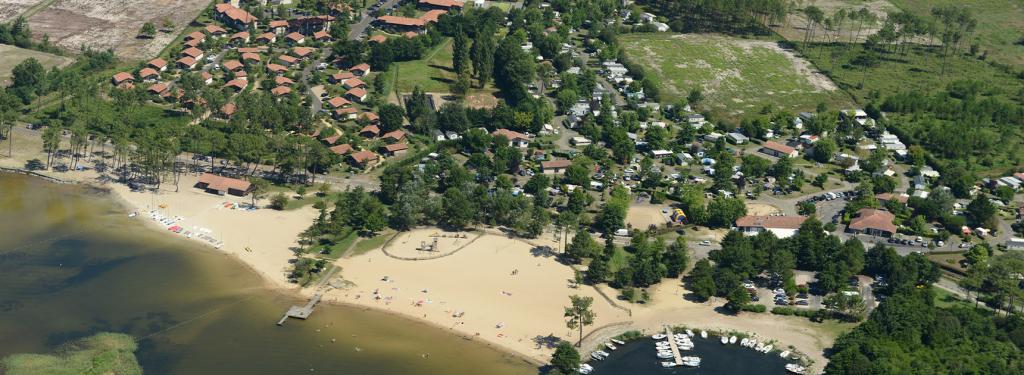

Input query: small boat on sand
[700,331,708,339]
[685,329,694,337]
[611,339,625,345]
[741,338,750,347]
[779,350,790,358]
[785,363,807,374]
[652,334,667,340]
[729,336,738,344]
[763,344,774,353]
[604,343,617,351]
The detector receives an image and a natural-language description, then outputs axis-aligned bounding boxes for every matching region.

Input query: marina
[584,330,798,374]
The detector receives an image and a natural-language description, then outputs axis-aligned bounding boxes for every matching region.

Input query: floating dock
[664,326,683,365]
[277,293,322,325]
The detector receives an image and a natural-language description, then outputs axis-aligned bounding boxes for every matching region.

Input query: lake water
[0,174,534,374]
[588,335,794,375]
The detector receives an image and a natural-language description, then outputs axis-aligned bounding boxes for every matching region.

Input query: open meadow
[890,0,1024,66]
[0,43,73,85]
[14,0,211,60]
[620,33,851,118]
[0,0,39,21]
[774,0,897,44]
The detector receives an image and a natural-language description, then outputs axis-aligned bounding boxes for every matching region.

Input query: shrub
[741,304,767,313]
[270,193,288,210]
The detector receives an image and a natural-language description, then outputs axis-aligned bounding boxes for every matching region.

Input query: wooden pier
[664,326,683,366]
[277,293,323,325]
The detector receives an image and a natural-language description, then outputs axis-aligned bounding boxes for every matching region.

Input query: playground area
[383,228,480,260]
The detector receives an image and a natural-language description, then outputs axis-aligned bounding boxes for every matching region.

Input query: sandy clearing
[328,233,632,364]
[383,228,479,259]
[625,203,671,230]
[745,202,783,216]
[0,44,74,85]
[0,0,39,21]
[26,0,211,60]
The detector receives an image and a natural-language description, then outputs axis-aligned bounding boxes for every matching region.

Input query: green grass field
[389,38,456,93]
[890,0,1024,66]
[619,33,852,118]
[0,44,73,85]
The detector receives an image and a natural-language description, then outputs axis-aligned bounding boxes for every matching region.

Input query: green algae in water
[2,332,142,375]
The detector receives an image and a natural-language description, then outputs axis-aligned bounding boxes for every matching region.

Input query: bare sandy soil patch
[0,43,74,85]
[626,203,671,230]
[328,232,631,363]
[0,0,40,21]
[745,202,783,216]
[25,0,211,60]
[384,228,478,259]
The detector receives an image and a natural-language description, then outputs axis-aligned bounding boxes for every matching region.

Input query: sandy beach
[1,131,844,371]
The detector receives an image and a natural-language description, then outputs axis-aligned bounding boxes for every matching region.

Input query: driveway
[347,0,400,40]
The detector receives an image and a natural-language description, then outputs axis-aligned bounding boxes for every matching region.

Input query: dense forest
[636,0,787,34]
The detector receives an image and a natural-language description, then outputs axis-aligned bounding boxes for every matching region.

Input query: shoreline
[0,167,549,368]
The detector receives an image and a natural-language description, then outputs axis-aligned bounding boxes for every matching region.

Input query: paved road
[347,0,400,40]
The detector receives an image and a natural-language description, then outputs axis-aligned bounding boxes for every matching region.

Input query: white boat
[652,334,667,340]
[740,338,750,347]
[656,341,671,346]
[661,361,678,368]
[763,344,774,353]
[756,343,765,352]
[720,336,729,344]
[590,352,604,361]
[604,343,617,351]
[700,331,708,339]
[595,350,610,357]
[681,356,701,367]
[128,212,138,217]
[786,363,807,374]
[578,363,593,374]
[748,339,758,348]
[729,336,738,344]
[779,350,790,359]
[685,329,694,337]
[656,352,674,359]
[611,339,625,345]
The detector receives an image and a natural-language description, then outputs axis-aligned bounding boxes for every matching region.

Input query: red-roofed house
[222,59,244,72]
[848,209,897,237]
[176,56,198,70]
[196,173,252,196]
[256,32,276,43]
[381,143,409,156]
[266,63,289,74]
[350,63,371,76]
[492,129,531,148]
[271,86,292,96]
[343,78,366,89]
[360,124,381,138]
[277,54,298,66]
[112,72,134,87]
[313,30,331,42]
[201,71,214,85]
[333,107,358,120]
[268,20,289,34]
[330,144,353,155]
[346,88,368,102]
[735,215,807,238]
[368,34,387,44]
[760,141,798,158]
[875,193,909,205]
[349,150,379,168]
[225,79,248,92]
[275,76,295,86]
[329,71,355,84]
[376,15,426,31]
[541,159,572,174]
[360,112,379,124]
[181,47,204,60]
[205,24,227,37]
[241,52,261,63]
[381,130,405,143]
[291,47,315,59]
[230,31,250,44]
[419,0,464,9]
[325,97,351,109]
[139,68,159,82]
[221,103,237,117]
[185,31,206,43]
[288,15,335,34]
[148,82,168,96]
[148,58,168,72]
[285,32,305,45]
[419,9,448,23]
[214,3,258,30]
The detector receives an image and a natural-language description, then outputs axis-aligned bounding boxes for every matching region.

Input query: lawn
[389,37,456,93]
[350,232,393,256]
[0,44,74,85]
[890,0,1024,66]
[933,287,975,310]
[619,33,852,119]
